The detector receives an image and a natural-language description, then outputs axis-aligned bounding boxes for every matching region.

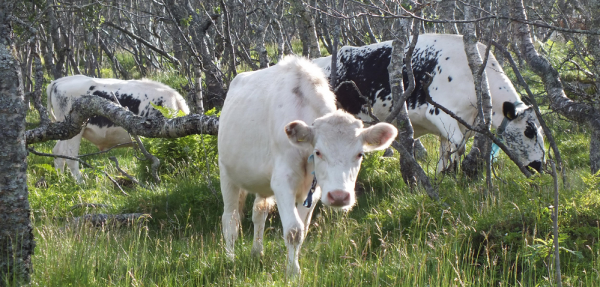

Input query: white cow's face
[501,102,545,172]
[285,111,397,210]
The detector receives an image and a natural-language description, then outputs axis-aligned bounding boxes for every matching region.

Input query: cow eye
[524,122,536,139]
[315,150,321,157]
[357,152,364,159]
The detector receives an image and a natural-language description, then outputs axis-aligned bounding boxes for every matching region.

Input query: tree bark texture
[511,0,600,174]
[291,0,321,59]
[461,0,494,179]
[438,0,458,34]
[0,1,34,283]
[164,0,225,108]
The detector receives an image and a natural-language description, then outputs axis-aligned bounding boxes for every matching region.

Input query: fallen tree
[26,95,219,145]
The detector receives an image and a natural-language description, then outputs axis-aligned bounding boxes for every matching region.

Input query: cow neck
[303,154,318,208]
[492,101,525,159]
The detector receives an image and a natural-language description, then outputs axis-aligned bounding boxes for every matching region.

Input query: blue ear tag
[491,143,501,162]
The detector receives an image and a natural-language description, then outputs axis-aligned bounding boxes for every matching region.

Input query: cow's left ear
[285,120,314,147]
[503,102,518,120]
[361,123,398,152]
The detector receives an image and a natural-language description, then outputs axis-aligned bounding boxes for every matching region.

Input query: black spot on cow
[499,87,502,89]
[330,42,440,114]
[448,76,453,82]
[446,57,450,60]
[435,108,440,115]
[404,46,441,109]
[524,121,536,139]
[89,86,95,91]
[429,109,434,115]
[492,63,495,66]
[382,103,386,107]
[333,46,392,114]
[89,90,143,128]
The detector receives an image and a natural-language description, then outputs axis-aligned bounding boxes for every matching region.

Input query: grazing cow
[313,34,545,173]
[47,75,190,181]
[218,56,397,275]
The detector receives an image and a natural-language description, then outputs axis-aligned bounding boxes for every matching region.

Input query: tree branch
[25,95,219,145]
[103,21,180,66]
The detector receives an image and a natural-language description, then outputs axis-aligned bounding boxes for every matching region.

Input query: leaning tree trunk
[511,0,600,174]
[0,1,35,283]
[460,0,494,180]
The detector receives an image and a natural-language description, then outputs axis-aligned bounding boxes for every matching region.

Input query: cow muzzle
[326,190,351,207]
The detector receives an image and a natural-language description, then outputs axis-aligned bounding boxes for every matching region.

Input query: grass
[21,117,600,286]
[12,44,600,286]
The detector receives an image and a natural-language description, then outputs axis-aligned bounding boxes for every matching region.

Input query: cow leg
[220,174,242,260]
[271,167,306,276]
[438,139,454,172]
[52,141,66,173]
[251,195,274,257]
[425,113,464,173]
[296,186,321,235]
[53,130,85,182]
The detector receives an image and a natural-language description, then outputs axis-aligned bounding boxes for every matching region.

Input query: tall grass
[19,44,600,286]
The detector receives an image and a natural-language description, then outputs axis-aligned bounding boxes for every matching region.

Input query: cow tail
[176,94,190,115]
[46,82,57,122]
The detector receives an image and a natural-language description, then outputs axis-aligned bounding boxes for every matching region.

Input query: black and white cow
[313,34,545,172]
[47,75,190,181]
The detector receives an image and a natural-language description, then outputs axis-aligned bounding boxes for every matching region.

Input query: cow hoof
[286,263,301,277]
[250,247,264,258]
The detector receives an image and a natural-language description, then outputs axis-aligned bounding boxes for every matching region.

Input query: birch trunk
[0,1,34,282]
[511,0,600,174]
[460,0,493,180]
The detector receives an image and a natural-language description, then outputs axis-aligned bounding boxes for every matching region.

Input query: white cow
[218,56,397,275]
[47,75,190,181]
[313,34,545,173]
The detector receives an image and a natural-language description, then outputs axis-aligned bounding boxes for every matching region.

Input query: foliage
[138,108,219,181]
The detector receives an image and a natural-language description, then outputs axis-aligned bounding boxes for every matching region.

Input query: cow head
[501,102,546,172]
[285,111,397,210]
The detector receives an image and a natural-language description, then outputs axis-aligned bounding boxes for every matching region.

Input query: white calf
[218,56,397,275]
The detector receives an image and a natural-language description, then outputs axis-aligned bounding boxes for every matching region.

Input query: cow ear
[503,102,518,120]
[285,120,314,147]
[361,122,398,152]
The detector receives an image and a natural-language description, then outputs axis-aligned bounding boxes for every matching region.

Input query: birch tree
[460,0,494,180]
[0,0,34,283]
[511,0,600,175]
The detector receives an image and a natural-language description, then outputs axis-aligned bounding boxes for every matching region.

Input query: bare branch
[103,21,180,66]
[25,95,219,145]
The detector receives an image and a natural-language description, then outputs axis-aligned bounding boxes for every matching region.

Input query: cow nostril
[527,160,542,173]
[327,190,351,206]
